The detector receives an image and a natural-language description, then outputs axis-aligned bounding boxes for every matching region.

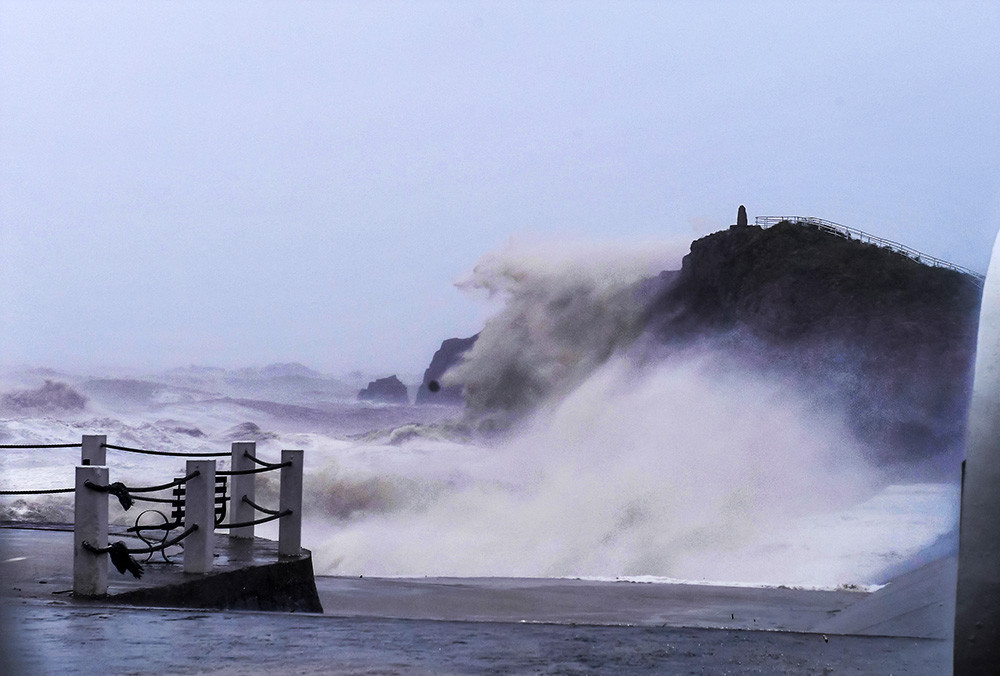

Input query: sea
[0,360,960,591]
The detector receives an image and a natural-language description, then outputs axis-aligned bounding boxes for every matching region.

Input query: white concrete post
[183,459,216,574]
[278,449,303,558]
[229,441,256,539]
[81,434,106,466]
[956,226,1000,669]
[73,466,108,597]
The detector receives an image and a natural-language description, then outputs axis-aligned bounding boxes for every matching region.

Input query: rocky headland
[417,219,982,463]
[646,221,981,461]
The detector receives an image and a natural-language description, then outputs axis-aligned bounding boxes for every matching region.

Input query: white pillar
[956,227,1000,670]
[229,441,256,539]
[73,466,108,597]
[183,459,216,574]
[81,434,106,466]
[278,449,303,558]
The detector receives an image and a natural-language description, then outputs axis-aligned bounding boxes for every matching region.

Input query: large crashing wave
[309,351,914,584]
[445,237,688,427]
[308,237,948,585]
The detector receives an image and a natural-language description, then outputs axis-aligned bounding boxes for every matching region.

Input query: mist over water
[0,237,961,587]
[447,237,690,424]
[309,350,907,585]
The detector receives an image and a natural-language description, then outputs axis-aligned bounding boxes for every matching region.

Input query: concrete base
[1,524,322,613]
[110,547,323,613]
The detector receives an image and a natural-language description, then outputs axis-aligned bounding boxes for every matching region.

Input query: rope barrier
[130,495,177,504]
[218,510,290,530]
[218,462,290,476]
[122,471,201,494]
[0,443,82,449]
[0,487,75,495]
[243,451,286,469]
[102,443,229,458]
[82,523,199,579]
[83,471,200,511]
[83,525,198,555]
[241,495,283,516]
[83,481,133,509]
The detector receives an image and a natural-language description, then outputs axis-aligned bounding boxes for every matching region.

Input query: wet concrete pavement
[2,526,952,674]
[314,575,863,633]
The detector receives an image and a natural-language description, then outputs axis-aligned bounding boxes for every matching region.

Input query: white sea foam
[305,353,959,587]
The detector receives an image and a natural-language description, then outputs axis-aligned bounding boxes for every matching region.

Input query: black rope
[243,451,287,469]
[82,524,198,555]
[102,443,228,458]
[83,471,199,511]
[0,443,82,449]
[218,462,290,476]
[241,495,282,516]
[0,487,74,495]
[83,481,133,509]
[130,495,176,504]
[124,471,201,494]
[218,510,291,529]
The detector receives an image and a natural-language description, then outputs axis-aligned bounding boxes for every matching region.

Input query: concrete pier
[6,525,321,612]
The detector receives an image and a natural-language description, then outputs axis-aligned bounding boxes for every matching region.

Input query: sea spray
[446,235,690,426]
[307,350,940,585]
[304,235,959,586]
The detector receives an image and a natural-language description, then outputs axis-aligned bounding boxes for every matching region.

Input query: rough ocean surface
[0,358,959,589]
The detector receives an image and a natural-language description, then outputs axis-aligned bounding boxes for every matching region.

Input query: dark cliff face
[647,222,982,462]
[358,375,409,404]
[415,335,478,405]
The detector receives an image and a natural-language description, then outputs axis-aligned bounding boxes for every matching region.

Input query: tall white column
[956,227,1000,670]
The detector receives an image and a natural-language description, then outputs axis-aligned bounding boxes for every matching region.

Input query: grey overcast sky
[1,1,998,376]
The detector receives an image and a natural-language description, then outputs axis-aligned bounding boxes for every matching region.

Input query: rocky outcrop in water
[358,375,409,404]
[1,380,87,414]
[415,335,478,405]
[646,221,982,461]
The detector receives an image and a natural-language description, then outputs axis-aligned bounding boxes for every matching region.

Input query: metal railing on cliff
[755,216,985,287]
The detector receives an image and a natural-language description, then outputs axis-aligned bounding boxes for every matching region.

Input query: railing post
[81,434,106,466]
[73,465,108,597]
[183,459,216,574]
[278,449,303,558]
[229,441,256,539]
